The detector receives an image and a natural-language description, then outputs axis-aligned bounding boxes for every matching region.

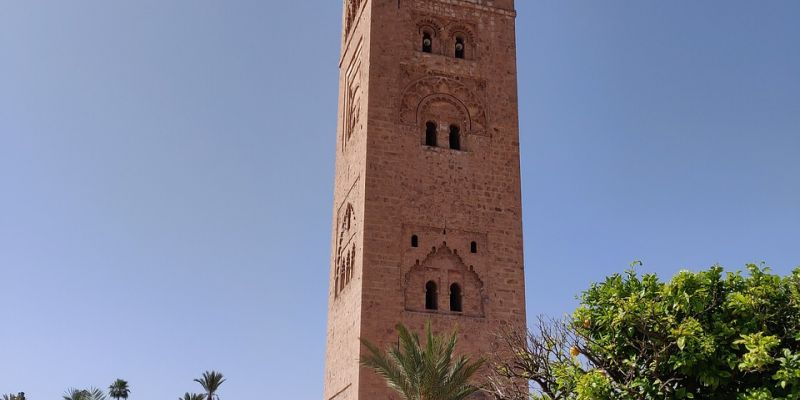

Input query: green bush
[488,264,800,400]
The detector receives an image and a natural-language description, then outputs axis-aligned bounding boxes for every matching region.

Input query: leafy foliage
[361,322,485,400]
[487,264,800,400]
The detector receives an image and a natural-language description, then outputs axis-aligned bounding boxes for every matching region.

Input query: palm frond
[63,388,87,400]
[194,370,225,400]
[361,321,484,400]
[180,393,206,400]
[87,387,107,400]
[63,387,107,400]
[362,337,415,397]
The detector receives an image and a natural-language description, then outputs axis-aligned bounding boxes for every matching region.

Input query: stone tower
[324,0,525,399]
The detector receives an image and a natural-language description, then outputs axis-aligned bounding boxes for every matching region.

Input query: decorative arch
[414,18,443,53]
[403,242,485,316]
[342,40,363,151]
[446,23,477,45]
[335,203,357,297]
[341,203,355,232]
[416,18,443,54]
[418,94,471,133]
[345,0,364,35]
[400,76,488,136]
[345,81,362,142]
[416,17,444,37]
[446,24,477,60]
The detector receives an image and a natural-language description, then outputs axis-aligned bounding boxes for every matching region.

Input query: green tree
[2,394,24,400]
[360,322,485,400]
[108,379,130,400]
[63,388,107,400]
[487,264,800,400]
[194,371,225,400]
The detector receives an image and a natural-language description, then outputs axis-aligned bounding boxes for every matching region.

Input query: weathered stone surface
[324,1,525,399]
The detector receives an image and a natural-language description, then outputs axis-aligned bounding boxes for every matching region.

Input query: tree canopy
[108,379,130,400]
[487,264,800,400]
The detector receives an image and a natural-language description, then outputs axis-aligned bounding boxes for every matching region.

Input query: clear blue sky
[1,1,798,398]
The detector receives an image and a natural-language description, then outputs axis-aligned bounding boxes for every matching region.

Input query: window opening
[455,37,465,59]
[449,125,461,150]
[423,33,433,53]
[450,283,462,312]
[426,121,438,147]
[425,281,438,310]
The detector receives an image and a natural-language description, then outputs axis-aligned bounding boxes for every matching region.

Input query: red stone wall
[324,1,524,399]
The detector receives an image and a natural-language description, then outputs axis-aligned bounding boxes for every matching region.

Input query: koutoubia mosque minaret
[324,0,526,398]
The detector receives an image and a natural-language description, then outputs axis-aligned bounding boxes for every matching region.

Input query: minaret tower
[324,1,525,399]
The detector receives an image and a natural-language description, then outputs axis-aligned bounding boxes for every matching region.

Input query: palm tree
[108,379,130,400]
[361,322,485,400]
[2,394,19,400]
[63,388,107,400]
[194,371,225,400]
[179,393,206,400]
[63,388,87,400]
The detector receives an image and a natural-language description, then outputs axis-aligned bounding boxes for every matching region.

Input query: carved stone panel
[404,243,485,318]
[342,40,364,151]
[344,0,364,35]
[333,177,361,298]
[400,75,488,137]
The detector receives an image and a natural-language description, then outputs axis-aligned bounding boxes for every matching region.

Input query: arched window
[343,204,354,231]
[425,281,438,310]
[345,251,351,284]
[411,235,419,248]
[426,121,438,147]
[470,241,477,253]
[449,125,461,150]
[347,245,355,283]
[450,283,462,312]
[455,37,465,59]
[422,32,433,53]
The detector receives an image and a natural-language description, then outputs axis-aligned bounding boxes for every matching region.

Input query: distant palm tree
[179,393,206,400]
[194,371,225,400]
[108,379,130,400]
[63,388,107,400]
[361,322,485,400]
[2,394,19,400]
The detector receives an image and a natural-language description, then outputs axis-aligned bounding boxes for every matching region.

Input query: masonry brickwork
[324,0,525,399]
